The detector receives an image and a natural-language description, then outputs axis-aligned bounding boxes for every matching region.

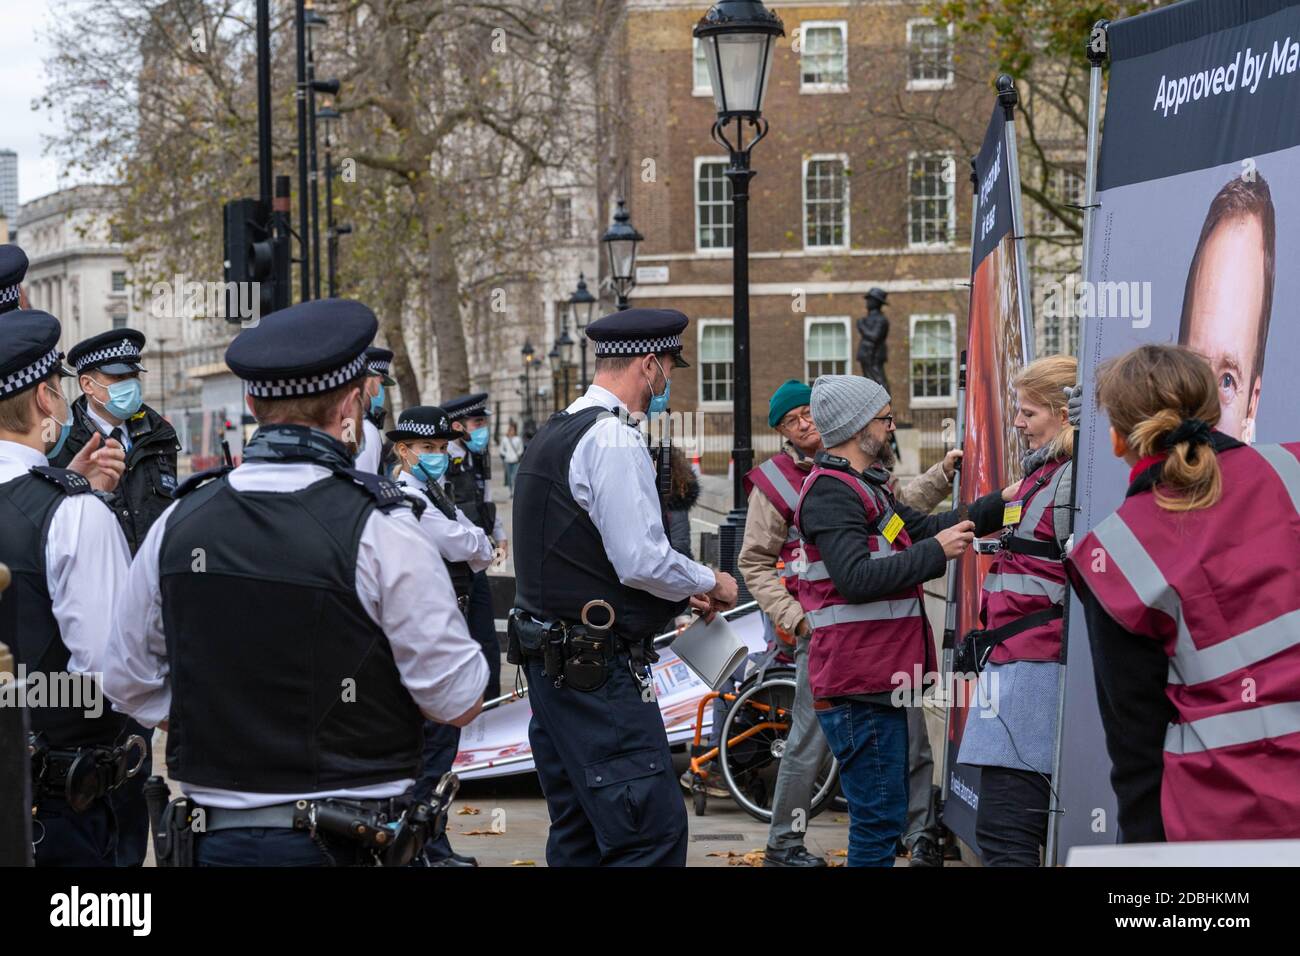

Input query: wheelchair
[685,664,839,823]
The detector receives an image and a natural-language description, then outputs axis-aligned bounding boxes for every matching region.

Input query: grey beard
[858,430,895,469]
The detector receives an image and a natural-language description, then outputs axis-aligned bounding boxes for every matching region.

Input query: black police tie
[109,427,124,450]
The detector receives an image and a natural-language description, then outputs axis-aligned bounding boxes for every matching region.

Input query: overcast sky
[0,0,68,205]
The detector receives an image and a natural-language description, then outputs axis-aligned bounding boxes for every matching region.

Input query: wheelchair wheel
[717,671,839,824]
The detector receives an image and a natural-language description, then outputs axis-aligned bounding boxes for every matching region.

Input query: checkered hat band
[244,352,368,398]
[592,334,681,357]
[394,421,446,437]
[0,284,19,309]
[449,401,487,419]
[77,338,142,371]
[368,358,392,375]
[0,348,61,398]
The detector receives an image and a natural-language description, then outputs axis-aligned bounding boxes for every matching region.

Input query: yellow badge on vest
[1002,500,1024,526]
[880,508,905,544]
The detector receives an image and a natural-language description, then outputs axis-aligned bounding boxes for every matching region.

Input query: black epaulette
[28,466,93,495]
[175,465,234,498]
[337,467,417,514]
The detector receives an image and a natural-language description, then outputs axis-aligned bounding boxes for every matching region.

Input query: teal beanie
[768,378,813,428]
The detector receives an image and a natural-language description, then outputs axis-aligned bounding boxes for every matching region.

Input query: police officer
[356,346,396,476]
[52,329,179,554]
[389,405,495,866]
[443,391,506,701]
[0,244,30,315]
[104,298,488,867]
[511,308,738,866]
[0,309,143,866]
[48,328,178,866]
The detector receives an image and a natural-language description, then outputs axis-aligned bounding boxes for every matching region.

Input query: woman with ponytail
[1066,344,1300,842]
[957,355,1077,866]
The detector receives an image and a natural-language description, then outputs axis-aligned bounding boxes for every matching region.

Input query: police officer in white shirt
[103,298,488,867]
[0,309,141,867]
[355,346,395,476]
[389,404,494,866]
[510,308,738,866]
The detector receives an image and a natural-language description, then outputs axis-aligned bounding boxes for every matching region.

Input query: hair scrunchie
[1161,417,1212,451]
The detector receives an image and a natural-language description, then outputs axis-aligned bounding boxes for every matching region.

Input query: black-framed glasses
[871,414,895,427]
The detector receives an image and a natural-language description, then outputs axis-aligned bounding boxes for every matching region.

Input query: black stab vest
[158,471,421,792]
[447,450,495,538]
[0,470,127,747]
[512,406,686,640]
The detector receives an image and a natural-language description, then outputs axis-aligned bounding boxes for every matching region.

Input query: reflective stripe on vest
[982,571,1066,605]
[1011,460,1069,546]
[1165,700,1300,755]
[758,456,801,513]
[806,597,923,628]
[1093,510,1300,687]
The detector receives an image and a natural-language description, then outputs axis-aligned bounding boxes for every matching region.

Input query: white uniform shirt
[103,459,489,809]
[0,439,131,676]
[447,438,507,543]
[395,469,495,571]
[85,401,131,454]
[565,384,715,602]
[354,419,383,475]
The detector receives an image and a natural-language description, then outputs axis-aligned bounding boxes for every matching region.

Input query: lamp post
[569,273,596,391]
[558,326,575,407]
[305,8,331,300]
[316,104,345,296]
[694,0,784,579]
[294,0,309,301]
[521,339,536,431]
[547,340,562,414]
[600,199,642,311]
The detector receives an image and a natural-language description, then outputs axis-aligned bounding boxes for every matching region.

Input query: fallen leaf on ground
[462,829,504,836]
[510,860,536,866]
[705,849,766,866]
[456,806,482,815]
[831,848,847,858]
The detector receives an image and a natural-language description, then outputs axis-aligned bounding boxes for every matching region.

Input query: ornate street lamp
[600,199,643,310]
[694,0,785,586]
[569,272,597,391]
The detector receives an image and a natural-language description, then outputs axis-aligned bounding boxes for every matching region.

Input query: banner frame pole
[937,154,980,846]
[1044,20,1109,868]
[996,75,1037,364]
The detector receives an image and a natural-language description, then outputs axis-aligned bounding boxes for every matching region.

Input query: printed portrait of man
[1178,174,1276,444]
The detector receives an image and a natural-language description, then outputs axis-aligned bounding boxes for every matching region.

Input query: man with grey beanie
[791,374,1012,866]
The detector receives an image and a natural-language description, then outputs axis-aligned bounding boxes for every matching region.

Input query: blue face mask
[466,425,490,454]
[94,376,143,419]
[413,452,449,483]
[646,358,671,415]
[44,385,74,460]
[370,383,385,413]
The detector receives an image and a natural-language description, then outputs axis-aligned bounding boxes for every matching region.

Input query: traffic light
[223,198,286,323]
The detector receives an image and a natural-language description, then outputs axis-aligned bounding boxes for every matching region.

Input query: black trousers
[467,571,501,701]
[975,766,1051,867]
[527,655,687,866]
[415,719,461,861]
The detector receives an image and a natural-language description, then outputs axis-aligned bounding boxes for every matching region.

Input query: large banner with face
[942,102,1031,857]
[1057,0,1300,855]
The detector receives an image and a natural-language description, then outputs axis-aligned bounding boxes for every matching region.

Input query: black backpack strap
[1003,536,1063,560]
[28,466,93,496]
[336,467,419,515]
[959,605,1065,672]
[175,465,234,498]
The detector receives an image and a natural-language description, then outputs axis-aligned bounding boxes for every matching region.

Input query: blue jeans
[816,701,908,867]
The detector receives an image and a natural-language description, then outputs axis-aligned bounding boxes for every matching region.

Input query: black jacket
[51,395,180,554]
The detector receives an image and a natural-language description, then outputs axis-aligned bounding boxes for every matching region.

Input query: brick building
[589,0,996,474]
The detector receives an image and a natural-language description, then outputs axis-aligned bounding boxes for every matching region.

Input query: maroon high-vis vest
[793,466,934,699]
[1066,441,1300,842]
[743,452,808,596]
[981,456,1071,664]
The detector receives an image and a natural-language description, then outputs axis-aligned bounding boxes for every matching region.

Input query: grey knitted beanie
[810,374,891,448]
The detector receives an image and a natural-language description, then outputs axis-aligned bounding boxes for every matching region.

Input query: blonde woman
[957,355,1076,866]
[1067,344,1300,843]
